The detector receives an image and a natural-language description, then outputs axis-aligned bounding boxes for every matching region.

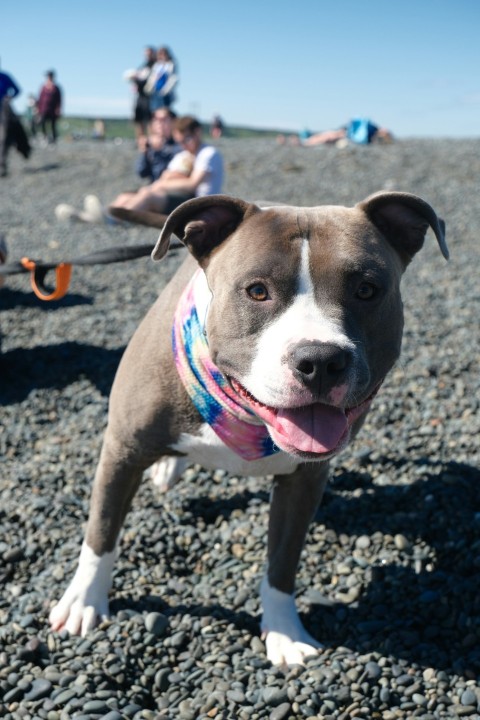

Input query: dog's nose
[290,342,351,394]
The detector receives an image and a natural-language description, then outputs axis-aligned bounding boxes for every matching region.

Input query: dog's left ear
[152,194,259,264]
[357,192,449,264]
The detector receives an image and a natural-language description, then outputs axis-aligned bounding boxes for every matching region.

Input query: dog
[49,192,448,666]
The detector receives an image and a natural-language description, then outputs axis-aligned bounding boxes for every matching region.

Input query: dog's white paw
[82,195,104,223]
[49,592,109,636]
[263,629,321,666]
[49,543,115,636]
[54,203,77,221]
[150,456,189,492]
[261,576,322,666]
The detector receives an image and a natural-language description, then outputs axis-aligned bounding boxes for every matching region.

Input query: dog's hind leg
[149,455,190,492]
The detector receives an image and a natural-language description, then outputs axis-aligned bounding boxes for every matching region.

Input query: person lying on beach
[277,118,393,147]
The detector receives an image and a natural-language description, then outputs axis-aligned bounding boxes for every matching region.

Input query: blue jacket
[0,72,20,102]
[135,139,181,183]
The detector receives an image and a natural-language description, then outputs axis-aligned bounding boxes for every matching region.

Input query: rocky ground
[0,135,479,719]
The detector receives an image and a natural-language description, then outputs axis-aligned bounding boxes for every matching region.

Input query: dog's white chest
[171,423,299,477]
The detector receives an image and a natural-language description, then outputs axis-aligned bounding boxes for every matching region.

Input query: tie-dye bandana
[172,270,279,460]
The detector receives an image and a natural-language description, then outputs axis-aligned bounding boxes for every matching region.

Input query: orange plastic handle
[20,257,73,301]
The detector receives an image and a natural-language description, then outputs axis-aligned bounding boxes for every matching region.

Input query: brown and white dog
[49,192,448,666]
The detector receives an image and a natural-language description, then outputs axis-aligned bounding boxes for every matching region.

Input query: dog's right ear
[152,195,259,264]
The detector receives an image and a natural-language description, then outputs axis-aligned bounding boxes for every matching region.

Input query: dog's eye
[356,282,377,301]
[247,283,269,301]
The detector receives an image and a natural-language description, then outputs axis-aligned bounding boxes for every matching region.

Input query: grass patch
[30,116,284,142]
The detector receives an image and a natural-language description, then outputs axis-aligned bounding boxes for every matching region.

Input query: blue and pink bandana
[172,270,278,460]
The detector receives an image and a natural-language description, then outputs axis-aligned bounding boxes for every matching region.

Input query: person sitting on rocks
[54,111,193,225]
[135,107,180,183]
[108,115,223,222]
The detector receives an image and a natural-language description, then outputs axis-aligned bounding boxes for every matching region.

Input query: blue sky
[2,0,479,137]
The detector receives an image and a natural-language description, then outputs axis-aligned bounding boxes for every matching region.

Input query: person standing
[0,68,20,177]
[37,70,62,144]
[210,114,224,138]
[26,94,39,137]
[145,47,178,112]
[130,46,156,144]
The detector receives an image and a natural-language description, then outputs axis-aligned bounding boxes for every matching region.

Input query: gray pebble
[144,611,168,636]
[412,692,428,706]
[269,704,291,720]
[394,534,410,550]
[23,678,53,701]
[154,667,170,692]
[52,688,78,705]
[262,687,289,706]
[380,687,391,703]
[365,660,382,679]
[82,699,111,713]
[355,535,371,550]
[461,688,478,706]
[227,688,246,703]
[3,686,24,703]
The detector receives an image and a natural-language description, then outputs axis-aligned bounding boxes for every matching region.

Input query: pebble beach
[1,134,480,719]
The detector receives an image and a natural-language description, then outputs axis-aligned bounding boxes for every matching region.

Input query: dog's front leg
[261,462,329,666]
[49,436,145,636]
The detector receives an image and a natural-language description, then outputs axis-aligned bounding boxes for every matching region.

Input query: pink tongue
[273,404,348,454]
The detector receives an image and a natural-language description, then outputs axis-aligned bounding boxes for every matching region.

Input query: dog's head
[153,192,448,459]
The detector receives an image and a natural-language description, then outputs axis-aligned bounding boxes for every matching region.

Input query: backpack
[346,118,379,144]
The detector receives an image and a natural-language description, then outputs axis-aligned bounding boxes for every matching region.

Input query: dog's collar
[172,270,279,460]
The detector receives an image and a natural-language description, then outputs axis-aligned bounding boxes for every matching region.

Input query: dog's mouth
[229,378,381,457]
